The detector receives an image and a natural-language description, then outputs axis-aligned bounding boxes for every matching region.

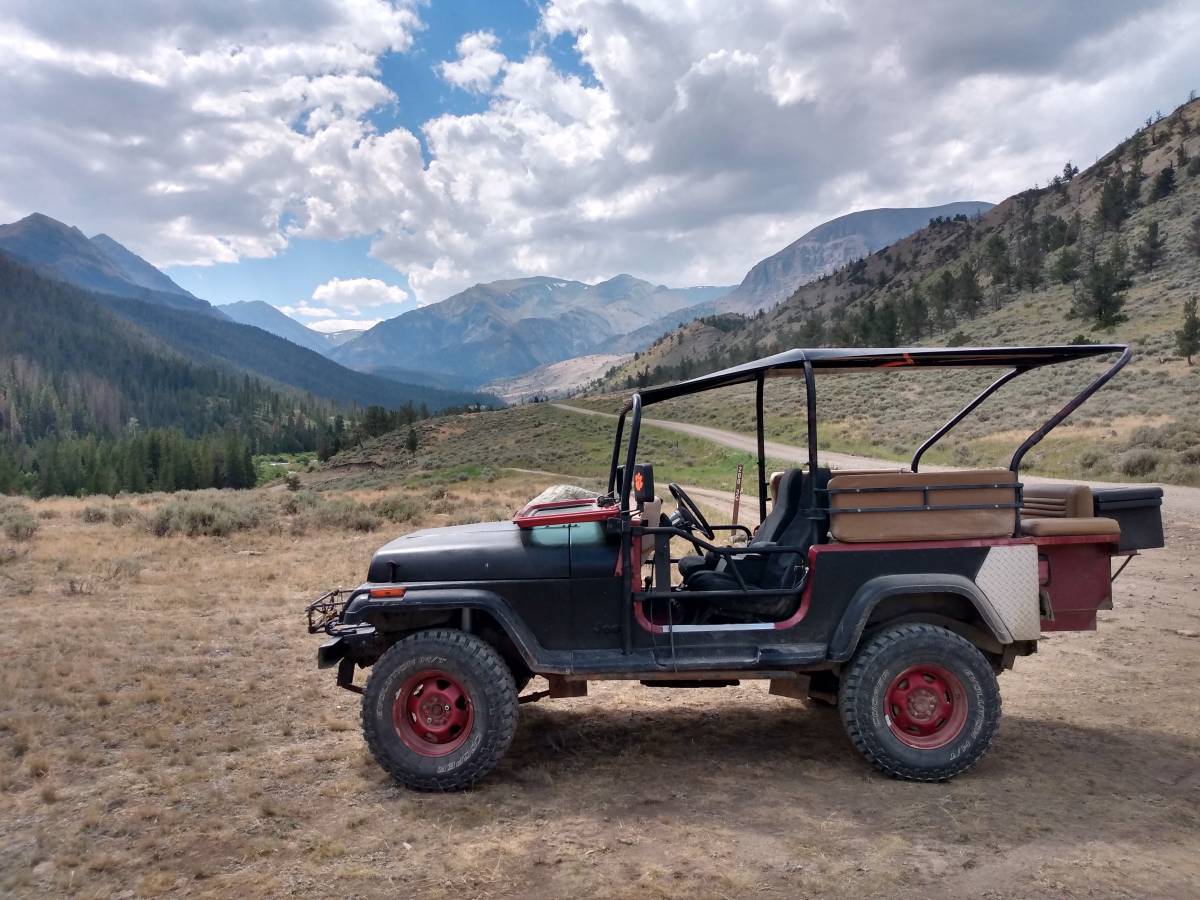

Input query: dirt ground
[1,484,1199,899]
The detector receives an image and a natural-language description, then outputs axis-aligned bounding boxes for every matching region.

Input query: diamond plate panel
[975,544,1040,640]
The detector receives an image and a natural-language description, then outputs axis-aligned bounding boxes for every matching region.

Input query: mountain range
[0,213,215,316]
[716,201,994,314]
[0,197,1005,416]
[323,202,993,385]
[218,300,336,356]
[329,275,728,383]
[0,214,497,413]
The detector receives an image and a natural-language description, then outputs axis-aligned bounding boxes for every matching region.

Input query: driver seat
[678,468,804,582]
[684,468,829,621]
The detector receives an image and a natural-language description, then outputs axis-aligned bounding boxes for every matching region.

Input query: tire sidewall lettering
[845,626,1000,779]
[376,650,488,770]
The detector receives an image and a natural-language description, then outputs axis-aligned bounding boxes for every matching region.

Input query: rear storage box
[1091,487,1164,552]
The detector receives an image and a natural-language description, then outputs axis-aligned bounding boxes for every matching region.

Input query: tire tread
[361,629,518,791]
[838,623,1001,782]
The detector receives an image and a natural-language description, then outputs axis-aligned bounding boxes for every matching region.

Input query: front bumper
[307,588,351,634]
[307,588,378,676]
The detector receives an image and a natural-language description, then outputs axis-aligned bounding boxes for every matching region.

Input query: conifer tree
[1150,165,1177,201]
[1077,239,1132,327]
[1050,247,1082,284]
[1134,221,1166,272]
[1096,176,1129,230]
[1177,297,1200,365]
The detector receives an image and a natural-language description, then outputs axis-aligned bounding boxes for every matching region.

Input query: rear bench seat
[828,469,1019,542]
[1020,484,1120,537]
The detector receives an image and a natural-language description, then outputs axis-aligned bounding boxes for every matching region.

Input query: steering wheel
[668,483,715,541]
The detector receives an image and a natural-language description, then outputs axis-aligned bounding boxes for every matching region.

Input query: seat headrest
[774,469,804,510]
[769,471,786,503]
[1021,484,1093,518]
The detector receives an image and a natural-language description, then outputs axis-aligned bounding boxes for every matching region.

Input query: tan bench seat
[1019,483,1119,539]
[1020,517,1120,536]
[828,469,1019,543]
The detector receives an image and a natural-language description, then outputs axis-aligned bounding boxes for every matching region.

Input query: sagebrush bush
[371,494,420,523]
[148,489,387,537]
[105,558,143,582]
[280,490,322,516]
[81,505,108,524]
[300,497,380,533]
[149,492,267,537]
[1,502,39,542]
[1119,449,1161,477]
[110,504,137,527]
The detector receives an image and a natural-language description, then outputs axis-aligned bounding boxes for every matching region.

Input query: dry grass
[1,480,1198,898]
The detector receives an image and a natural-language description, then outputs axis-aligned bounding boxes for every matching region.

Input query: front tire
[839,623,1000,781]
[361,629,518,791]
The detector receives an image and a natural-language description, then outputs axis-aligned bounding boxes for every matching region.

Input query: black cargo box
[1092,487,1164,552]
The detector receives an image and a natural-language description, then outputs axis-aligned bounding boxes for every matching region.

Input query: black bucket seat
[678,468,804,583]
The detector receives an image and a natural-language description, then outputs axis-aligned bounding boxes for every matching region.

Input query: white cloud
[2,0,1198,306]
[0,0,419,265]
[282,277,413,331]
[279,303,338,318]
[439,31,505,92]
[307,317,383,333]
[312,276,411,309]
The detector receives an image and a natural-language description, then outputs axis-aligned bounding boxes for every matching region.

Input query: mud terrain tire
[362,629,518,791]
[839,623,1000,781]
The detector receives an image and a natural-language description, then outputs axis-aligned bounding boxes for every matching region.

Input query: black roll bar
[802,359,819,509]
[619,393,643,509]
[607,405,628,495]
[911,368,1024,472]
[1010,345,1132,473]
[755,373,767,521]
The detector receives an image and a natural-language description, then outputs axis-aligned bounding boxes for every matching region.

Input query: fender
[827,573,1013,662]
[343,586,547,670]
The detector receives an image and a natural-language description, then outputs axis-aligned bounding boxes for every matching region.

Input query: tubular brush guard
[306,588,349,635]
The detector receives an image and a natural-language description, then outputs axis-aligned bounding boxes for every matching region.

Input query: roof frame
[612,344,1131,511]
[636,345,1128,407]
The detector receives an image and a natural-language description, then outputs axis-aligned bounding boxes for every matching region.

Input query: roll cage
[605,344,1131,521]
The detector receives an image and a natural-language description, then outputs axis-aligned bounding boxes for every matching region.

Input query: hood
[366,520,572,584]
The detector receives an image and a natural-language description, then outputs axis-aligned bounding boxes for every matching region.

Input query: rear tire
[839,623,1000,781]
[361,629,518,791]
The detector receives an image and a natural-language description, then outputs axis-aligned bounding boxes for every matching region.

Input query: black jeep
[307,345,1163,790]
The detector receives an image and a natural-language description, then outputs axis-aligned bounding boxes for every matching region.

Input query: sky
[1,1,1198,333]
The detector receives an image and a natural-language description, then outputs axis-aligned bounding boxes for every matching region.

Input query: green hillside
[600,98,1200,485]
[0,251,349,494]
[97,290,494,413]
[320,402,787,498]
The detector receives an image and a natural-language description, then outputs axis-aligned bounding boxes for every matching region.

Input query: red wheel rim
[392,670,474,757]
[884,664,968,750]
